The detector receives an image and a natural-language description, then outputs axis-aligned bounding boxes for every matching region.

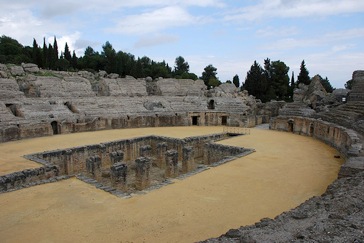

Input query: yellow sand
[0,127,343,243]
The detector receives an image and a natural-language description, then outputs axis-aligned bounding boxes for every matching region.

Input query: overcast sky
[1,0,363,88]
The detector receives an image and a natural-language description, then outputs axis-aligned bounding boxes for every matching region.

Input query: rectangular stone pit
[14,133,253,196]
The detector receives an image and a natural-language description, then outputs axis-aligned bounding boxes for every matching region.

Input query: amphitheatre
[0,63,363,242]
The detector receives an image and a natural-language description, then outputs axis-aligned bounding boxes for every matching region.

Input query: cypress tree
[233,74,240,88]
[53,36,58,63]
[71,51,78,69]
[48,43,54,69]
[42,38,48,68]
[64,42,71,62]
[297,60,310,85]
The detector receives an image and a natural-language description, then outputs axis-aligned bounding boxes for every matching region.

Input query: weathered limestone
[86,156,101,176]
[21,63,40,73]
[110,150,124,164]
[139,145,152,157]
[135,157,151,190]
[20,133,251,194]
[165,150,179,177]
[182,146,194,173]
[157,142,168,168]
[110,162,127,187]
[348,70,364,102]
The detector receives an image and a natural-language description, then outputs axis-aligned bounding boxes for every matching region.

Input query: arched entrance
[309,124,314,136]
[288,120,294,133]
[208,100,215,110]
[51,121,59,135]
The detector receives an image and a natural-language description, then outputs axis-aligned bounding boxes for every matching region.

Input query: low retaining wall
[270,116,363,177]
[0,165,61,192]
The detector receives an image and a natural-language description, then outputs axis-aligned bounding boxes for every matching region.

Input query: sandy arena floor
[0,126,343,243]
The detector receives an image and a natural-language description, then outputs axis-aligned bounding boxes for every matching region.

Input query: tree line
[243,59,334,102]
[0,35,228,86]
[1,35,337,102]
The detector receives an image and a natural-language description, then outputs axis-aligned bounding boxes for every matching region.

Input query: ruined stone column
[203,143,211,165]
[86,156,101,178]
[139,145,152,157]
[110,150,124,164]
[110,162,128,189]
[135,157,151,190]
[165,150,179,178]
[157,142,168,168]
[182,146,194,173]
[98,144,107,166]
[64,149,73,175]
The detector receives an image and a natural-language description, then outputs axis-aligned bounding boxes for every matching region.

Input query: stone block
[165,150,179,177]
[135,157,151,190]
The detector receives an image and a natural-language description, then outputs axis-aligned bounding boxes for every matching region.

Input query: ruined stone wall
[0,165,61,193]
[0,63,280,143]
[270,116,362,158]
[6,133,252,194]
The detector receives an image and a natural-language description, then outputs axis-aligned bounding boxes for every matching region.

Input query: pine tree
[244,61,268,101]
[297,60,310,85]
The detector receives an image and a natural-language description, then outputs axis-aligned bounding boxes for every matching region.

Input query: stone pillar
[86,156,101,177]
[165,150,179,178]
[182,146,194,173]
[98,144,107,166]
[157,142,168,168]
[64,149,73,175]
[139,145,152,157]
[203,143,210,165]
[110,162,128,188]
[110,150,124,164]
[135,157,151,190]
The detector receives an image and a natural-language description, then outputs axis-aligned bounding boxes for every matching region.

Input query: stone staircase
[317,101,364,135]
[279,102,316,117]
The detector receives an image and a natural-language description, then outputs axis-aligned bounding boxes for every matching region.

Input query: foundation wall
[270,116,362,157]
[4,133,252,194]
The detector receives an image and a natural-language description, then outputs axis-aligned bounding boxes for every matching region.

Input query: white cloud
[108,6,202,35]
[134,34,179,48]
[225,0,364,21]
[56,32,84,57]
[262,28,364,51]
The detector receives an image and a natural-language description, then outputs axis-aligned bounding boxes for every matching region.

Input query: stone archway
[51,121,59,135]
[309,123,314,136]
[288,120,294,133]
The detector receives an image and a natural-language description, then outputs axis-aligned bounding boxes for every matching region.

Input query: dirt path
[0,127,343,243]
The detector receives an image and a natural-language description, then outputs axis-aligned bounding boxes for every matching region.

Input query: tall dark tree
[297,60,310,85]
[243,61,268,101]
[174,56,189,77]
[318,75,334,93]
[47,43,55,69]
[71,51,77,69]
[201,64,220,88]
[32,38,42,67]
[270,60,290,100]
[345,79,353,90]
[102,41,116,73]
[233,74,240,88]
[53,36,58,61]
[288,71,295,101]
[64,42,72,62]
[42,37,48,68]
